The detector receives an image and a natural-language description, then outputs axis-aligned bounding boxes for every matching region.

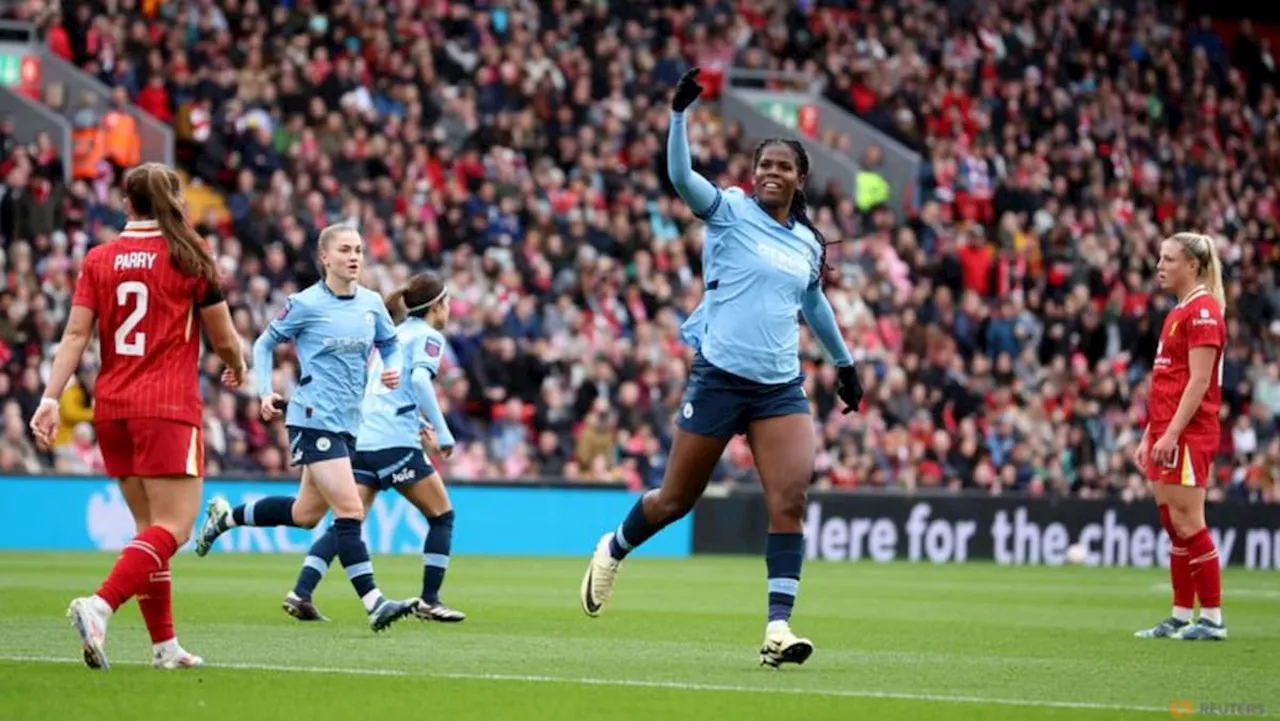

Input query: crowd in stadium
[0,0,1276,504]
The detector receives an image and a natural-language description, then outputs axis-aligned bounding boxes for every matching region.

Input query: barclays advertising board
[0,476,690,558]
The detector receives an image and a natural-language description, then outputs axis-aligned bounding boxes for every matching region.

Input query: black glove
[836,364,863,415]
[671,68,703,112]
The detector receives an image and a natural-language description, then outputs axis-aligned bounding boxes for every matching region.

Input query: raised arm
[667,111,720,217]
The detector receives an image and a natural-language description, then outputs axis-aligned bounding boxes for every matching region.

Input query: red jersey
[1147,287,1225,444]
[72,220,220,427]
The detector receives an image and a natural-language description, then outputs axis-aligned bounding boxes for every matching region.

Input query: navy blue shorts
[353,447,435,491]
[676,354,810,438]
[287,426,356,467]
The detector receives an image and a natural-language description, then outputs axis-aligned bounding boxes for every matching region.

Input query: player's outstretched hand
[261,392,284,421]
[836,364,864,415]
[381,368,401,390]
[29,397,59,450]
[672,68,703,112]
[221,362,248,389]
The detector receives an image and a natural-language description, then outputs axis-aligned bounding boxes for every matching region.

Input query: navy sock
[229,497,296,529]
[766,532,804,623]
[333,517,381,607]
[293,526,339,600]
[607,494,665,561]
[421,511,454,603]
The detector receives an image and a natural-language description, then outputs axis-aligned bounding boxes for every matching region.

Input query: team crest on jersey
[316,436,331,452]
[425,338,442,358]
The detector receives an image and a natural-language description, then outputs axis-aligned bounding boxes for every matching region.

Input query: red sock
[1184,527,1222,609]
[1159,505,1195,609]
[96,526,178,611]
[136,557,174,644]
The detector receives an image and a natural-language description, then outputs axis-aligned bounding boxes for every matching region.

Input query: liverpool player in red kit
[30,163,247,669]
[1134,232,1228,641]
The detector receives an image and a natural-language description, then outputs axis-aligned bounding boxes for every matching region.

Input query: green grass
[0,553,1277,721]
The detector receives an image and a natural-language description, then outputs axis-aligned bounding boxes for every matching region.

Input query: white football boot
[580,533,622,617]
[67,596,112,670]
[759,620,814,668]
[153,640,205,669]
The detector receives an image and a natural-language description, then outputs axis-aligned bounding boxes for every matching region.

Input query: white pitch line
[0,654,1187,716]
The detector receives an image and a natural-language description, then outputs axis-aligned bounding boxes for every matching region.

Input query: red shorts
[1145,437,1213,488]
[95,418,204,479]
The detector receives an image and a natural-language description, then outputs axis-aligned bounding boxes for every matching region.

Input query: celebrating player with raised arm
[1134,233,1228,641]
[31,163,247,670]
[193,224,417,632]
[579,69,863,668]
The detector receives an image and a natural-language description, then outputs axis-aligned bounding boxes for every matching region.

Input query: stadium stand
[0,0,1275,505]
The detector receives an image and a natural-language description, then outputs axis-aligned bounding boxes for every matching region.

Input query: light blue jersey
[668,111,852,385]
[357,317,455,452]
[254,282,401,437]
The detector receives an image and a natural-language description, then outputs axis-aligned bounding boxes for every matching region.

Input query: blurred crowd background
[0,0,1276,504]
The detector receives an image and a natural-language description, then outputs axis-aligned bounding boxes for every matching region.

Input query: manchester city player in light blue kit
[580,69,864,668]
[194,224,417,632]
[281,271,466,624]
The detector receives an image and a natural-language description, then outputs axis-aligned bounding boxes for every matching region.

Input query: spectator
[70,93,106,181]
[0,0,1271,505]
[102,87,141,175]
[54,367,95,449]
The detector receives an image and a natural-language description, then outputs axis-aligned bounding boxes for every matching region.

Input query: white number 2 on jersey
[114,281,148,356]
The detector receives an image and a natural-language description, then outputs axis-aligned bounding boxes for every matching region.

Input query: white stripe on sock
[361,589,385,613]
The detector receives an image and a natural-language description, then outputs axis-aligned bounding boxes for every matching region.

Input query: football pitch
[0,553,1277,721]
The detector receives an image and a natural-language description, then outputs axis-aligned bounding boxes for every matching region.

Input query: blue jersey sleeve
[668,111,748,229]
[255,296,310,397]
[372,300,402,368]
[265,295,309,342]
[801,285,853,367]
[411,365,454,449]
[412,331,446,378]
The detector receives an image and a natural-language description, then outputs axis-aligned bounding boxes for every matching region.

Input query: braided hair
[752,138,843,282]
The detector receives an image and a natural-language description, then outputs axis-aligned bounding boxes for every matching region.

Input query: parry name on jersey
[113,252,159,271]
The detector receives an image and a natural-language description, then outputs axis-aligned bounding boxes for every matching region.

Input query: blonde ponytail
[1203,239,1226,311]
[1169,232,1226,311]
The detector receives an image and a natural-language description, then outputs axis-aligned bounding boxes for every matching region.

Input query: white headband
[406,286,448,313]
